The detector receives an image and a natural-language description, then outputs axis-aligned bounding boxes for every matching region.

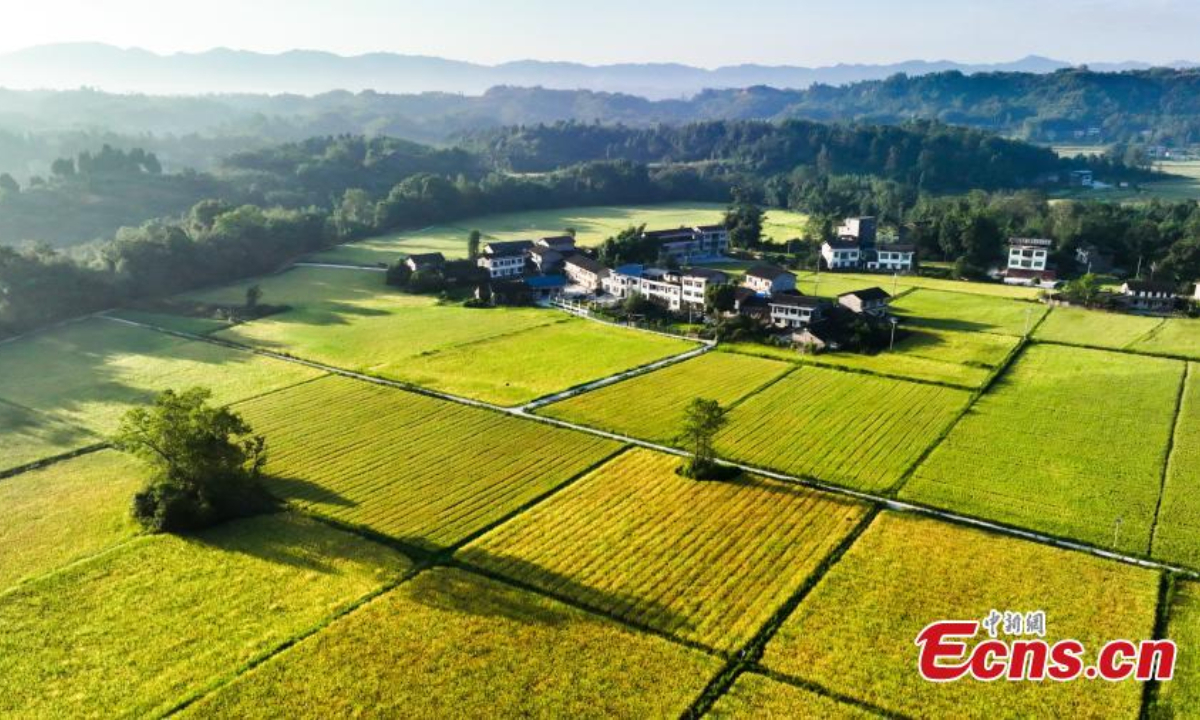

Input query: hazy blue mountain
[5,43,1187,99]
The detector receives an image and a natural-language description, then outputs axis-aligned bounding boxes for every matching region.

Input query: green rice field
[891,288,1046,336]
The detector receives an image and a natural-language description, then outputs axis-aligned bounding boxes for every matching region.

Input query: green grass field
[761,512,1159,719]
[723,326,1018,389]
[1151,364,1200,567]
[0,451,146,592]
[1035,306,1164,350]
[891,288,1046,336]
[0,513,410,718]
[461,449,868,651]
[1155,580,1200,717]
[185,567,721,718]
[387,317,697,406]
[904,344,1183,554]
[537,352,793,442]
[709,673,875,718]
[311,202,730,265]
[0,318,322,470]
[798,271,1044,300]
[186,266,692,404]
[714,366,971,492]
[793,271,897,300]
[236,376,621,551]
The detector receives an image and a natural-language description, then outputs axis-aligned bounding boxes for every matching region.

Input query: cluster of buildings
[819,217,917,273]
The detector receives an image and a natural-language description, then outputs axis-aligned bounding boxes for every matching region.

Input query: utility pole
[892,272,899,295]
[1136,255,1144,280]
[889,318,898,351]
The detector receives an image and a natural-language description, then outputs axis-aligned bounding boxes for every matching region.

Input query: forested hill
[0,121,1102,249]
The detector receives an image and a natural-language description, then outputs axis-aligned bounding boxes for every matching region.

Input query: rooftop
[769,292,825,309]
[484,240,535,256]
[824,239,860,250]
[745,264,795,281]
[1009,237,1054,248]
[838,287,892,303]
[564,254,609,277]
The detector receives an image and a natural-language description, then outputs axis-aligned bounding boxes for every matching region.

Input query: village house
[679,268,729,308]
[821,217,916,273]
[528,245,564,274]
[821,239,861,270]
[537,235,577,252]
[641,225,729,262]
[1004,237,1057,285]
[837,217,877,246]
[743,265,797,296]
[563,254,609,292]
[404,252,445,273]
[768,293,828,329]
[791,321,843,353]
[523,274,567,301]
[478,240,533,279]
[870,242,917,272]
[838,287,892,317]
[601,265,730,311]
[1120,280,1178,313]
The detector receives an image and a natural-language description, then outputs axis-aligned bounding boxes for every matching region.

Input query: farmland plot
[185,568,721,719]
[236,376,621,550]
[1132,318,1200,359]
[388,318,697,406]
[891,288,1046,336]
[714,366,971,492]
[0,451,145,591]
[1034,306,1162,350]
[460,448,869,651]
[0,318,321,467]
[1150,364,1200,567]
[709,673,876,719]
[761,512,1159,719]
[0,513,410,718]
[537,352,793,442]
[1154,580,1200,717]
[904,344,1182,554]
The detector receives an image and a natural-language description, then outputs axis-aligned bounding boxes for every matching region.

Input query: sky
[1,0,1198,67]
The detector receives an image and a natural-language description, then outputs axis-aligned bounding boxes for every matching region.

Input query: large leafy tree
[113,387,270,533]
[678,398,729,480]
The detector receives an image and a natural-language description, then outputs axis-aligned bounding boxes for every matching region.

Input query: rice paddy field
[460,448,869,651]
[0,513,411,718]
[1156,580,1200,717]
[181,266,693,404]
[708,673,876,719]
[713,365,971,491]
[0,318,322,470]
[1034,306,1164,350]
[891,288,1047,336]
[903,344,1183,554]
[1150,364,1200,567]
[760,512,1160,719]
[235,375,621,551]
[0,450,146,592]
[797,271,1044,300]
[185,567,721,718]
[723,326,1018,389]
[536,352,793,442]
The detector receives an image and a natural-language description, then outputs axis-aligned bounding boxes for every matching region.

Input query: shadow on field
[893,313,994,334]
[265,474,360,509]
[449,548,696,634]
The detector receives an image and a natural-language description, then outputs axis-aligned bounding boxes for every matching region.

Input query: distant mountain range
[1,43,1196,99]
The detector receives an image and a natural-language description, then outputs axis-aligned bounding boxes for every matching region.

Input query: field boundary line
[1035,337,1198,364]
[715,345,980,392]
[0,442,110,481]
[750,668,908,719]
[0,533,146,600]
[1148,361,1191,557]
[96,313,1200,580]
[521,343,713,412]
[1140,572,1177,720]
[292,262,386,272]
[1124,317,1170,351]
[681,508,883,719]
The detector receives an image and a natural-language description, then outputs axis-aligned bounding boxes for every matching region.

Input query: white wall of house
[770,304,819,328]
[1008,247,1049,271]
[869,251,914,272]
[821,244,861,269]
[478,255,525,278]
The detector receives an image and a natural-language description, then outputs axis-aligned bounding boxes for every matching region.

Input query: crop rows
[709,673,874,719]
[891,288,1046,336]
[185,567,720,718]
[460,448,869,651]
[537,352,793,442]
[1151,363,1200,566]
[904,344,1183,554]
[761,512,1159,718]
[236,375,621,550]
[714,366,971,492]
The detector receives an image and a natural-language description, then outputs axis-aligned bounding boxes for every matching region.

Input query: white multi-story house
[836,217,877,247]
[635,268,684,311]
[478,240,533,279]
[838,287,892,317]
[821,239,862,270]
[601,266,729,311]
[641,226,729,262]
[743,265,797,296]
[869,243,916,272]
[1004,238,1056,284]
[537,235,577,253]
[563,254,609,292]
[679,268,729,308]
[768,293,827,329]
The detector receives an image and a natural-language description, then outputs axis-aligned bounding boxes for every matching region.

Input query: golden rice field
[0,513,410,718]
[903,344,1183,554]
[0,450,145,592]
[708,673,876,719]
[1156,580,1200,717]
[460,448,869,651]
[537,352,793,442]
[891,288,1047,336]
[235,375,621,550]
[714,366,971,492]
[1151,364,1200,567]
[761,512,1160,719]
[185,567,721,718]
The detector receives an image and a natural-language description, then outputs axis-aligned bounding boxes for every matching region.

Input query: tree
[245,284,263,311]
[706,283,737,314]
[112,387,269,533]
[467,229,482,260]
[1062,273,1103,305]
[724,188,764,250]
[677,398,729,480]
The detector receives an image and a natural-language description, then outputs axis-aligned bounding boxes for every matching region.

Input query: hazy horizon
[2,0,1198,69]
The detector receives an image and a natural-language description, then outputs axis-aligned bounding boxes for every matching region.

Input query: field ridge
[1148,362,1192,556]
